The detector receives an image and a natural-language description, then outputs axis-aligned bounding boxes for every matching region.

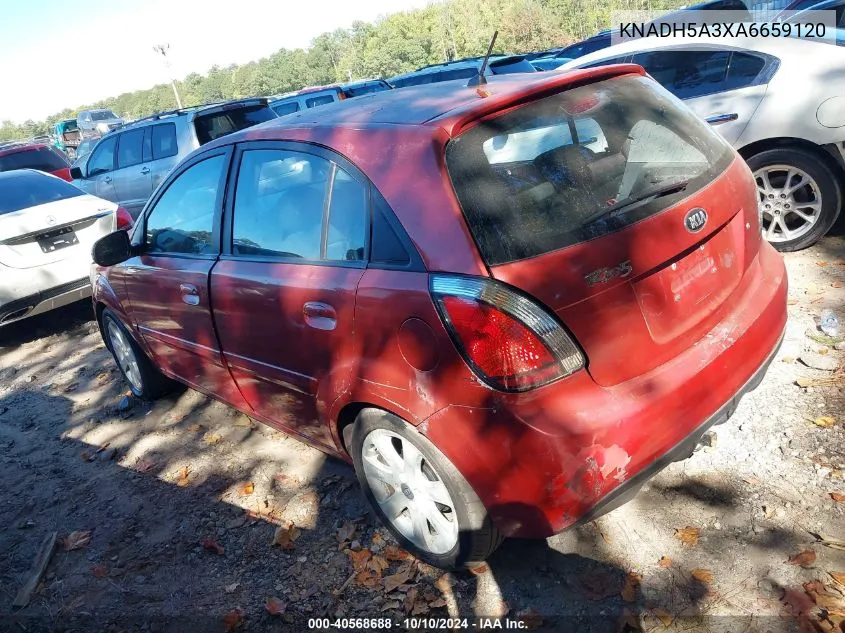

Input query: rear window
[445,75,734,265]
[0,172,83,215]
[0,147,68,173]
[306,94,336,108]
[272,101,301,116]
[193,104,276,145]
[343,82,390,97]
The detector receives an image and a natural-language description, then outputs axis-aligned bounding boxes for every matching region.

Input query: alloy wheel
[107,320,142,392]
[361,428,459,555]
[754,164,822,243]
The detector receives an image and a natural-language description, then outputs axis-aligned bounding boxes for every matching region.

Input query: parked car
[91,66,786,568]
[70,98,277,218]
[0,170,132,326]
[388,55,536,88]
[531,56,573,71]
[269,80,392,117]
[0,143,72,181]
[559,36,845,251]
[73,138,98,165]
[77,109,125,137]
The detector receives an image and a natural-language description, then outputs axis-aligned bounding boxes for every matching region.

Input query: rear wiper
[581,180,690,227]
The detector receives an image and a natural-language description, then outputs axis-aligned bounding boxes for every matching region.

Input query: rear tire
[346,408,502,569]
[101,308,174,401]
[747,147,841,252]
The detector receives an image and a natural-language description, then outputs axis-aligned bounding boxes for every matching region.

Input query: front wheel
[748,147,842,252]
[102,309,174,400]
[346,409,502,569]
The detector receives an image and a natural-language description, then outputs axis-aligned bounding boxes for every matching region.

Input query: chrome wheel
[361,429,459,555]
[755,164,822,243]
[107,320,142,392]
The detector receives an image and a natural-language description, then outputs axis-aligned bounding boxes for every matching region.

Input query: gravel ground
[1,233,844,633]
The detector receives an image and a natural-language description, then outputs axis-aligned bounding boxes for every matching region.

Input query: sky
[0,0,430,123]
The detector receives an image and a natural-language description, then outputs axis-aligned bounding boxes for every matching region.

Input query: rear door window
[0,146,68,172]
[723,52,767,90]
[193,104,276,145]
[632,49,730,99]
[117,129,144,169]
[445,75,734,265]
[151,123,178,160]
[86,136,117,176]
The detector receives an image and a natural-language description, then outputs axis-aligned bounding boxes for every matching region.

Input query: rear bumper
[422,243,788,538]
[0,278,90,325]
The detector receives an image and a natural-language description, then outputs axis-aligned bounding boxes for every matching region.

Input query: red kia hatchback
[91,64,787,568]
[0,143,72,181]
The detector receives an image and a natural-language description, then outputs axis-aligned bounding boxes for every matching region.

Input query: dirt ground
[1,232,844,633]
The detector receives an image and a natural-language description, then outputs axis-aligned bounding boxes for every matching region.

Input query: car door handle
[103,175,112,183]
[303,301,337,330]
[180,283,200,306]
[705,113,739,125]
[140,166,151,175]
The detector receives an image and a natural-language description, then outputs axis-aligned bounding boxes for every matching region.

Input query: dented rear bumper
[422,243,787,538]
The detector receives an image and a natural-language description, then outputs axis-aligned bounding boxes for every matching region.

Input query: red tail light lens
[431,275,584,392]
[116,207,133,231]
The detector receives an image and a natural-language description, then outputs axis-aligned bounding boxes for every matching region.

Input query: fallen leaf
[651,608,674,626]
[787,298,800,305]
[203,433,222,445]
[96,371,110,385]
[337,522,355,544]
[187,423,204,432]
[691,568,714,585]
[240,482,254,496]
[830,572,845,585]
[658,556,672,568]
[223,607,245,631]
[60,530,92,551]
[817,261,830,267]
[781,586,817,617]
[404,586,419,614]
[384,563,415,592]
[371,532,385,547]
[782,356,796,364]
[233,415,255,428]
[91,565,108,578]
[814,416,836,428]
[265,597,286,616]
[176,466,190,487]
[135,457,157,473]
[516,608,544,630]
[273,473,300,487]
[346,548,372,570]
[830,492,845,503]
[621,572,642,602]
[428,597,446,608]
[833,281,843,289]
[380,600,401,612]
[384,545,410,561]
[803,581,845,616]
[796,377,814,388]
[368,555,389,574]
[356,569,382,588]
[411,601,430,616]
[674,526,701,546]
[200,537,225,555]
[787,550,816,567]
[580,570,621,600]
[272,523,301,550]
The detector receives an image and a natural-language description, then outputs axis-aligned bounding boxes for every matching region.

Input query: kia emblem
[684,208,707,233]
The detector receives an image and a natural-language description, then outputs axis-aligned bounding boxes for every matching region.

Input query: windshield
[193,104,276,145]
[445,75,734,265]
[91,110,119,121]
[0,171,84,215]
[0,146,68,173]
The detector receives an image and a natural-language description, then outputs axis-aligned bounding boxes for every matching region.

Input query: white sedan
[558,35,845,251]
[0,169,132,326]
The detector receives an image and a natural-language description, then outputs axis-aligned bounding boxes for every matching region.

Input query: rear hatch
[0,172,115,269]
[445,73,761,387]
[192,98,277,145]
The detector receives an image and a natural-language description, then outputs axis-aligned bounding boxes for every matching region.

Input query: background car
[70,97,278,218]
[91,65,785,569]
[0,142,72,181]
[0,170,131,326]
[76,108,125,137]
[72,138,98,165]
[268,80,392,117]
[559,36,845,251]
[387,55,536,88]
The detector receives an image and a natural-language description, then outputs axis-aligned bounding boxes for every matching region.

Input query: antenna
[467,30,498,87]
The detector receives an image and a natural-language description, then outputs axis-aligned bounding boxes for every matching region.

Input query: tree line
[0,0,684,142]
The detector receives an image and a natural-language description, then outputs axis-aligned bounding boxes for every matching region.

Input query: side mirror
[92,230,133,267]
[70,166,84,180]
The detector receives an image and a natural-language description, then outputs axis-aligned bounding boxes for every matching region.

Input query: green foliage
[1,0,688,142]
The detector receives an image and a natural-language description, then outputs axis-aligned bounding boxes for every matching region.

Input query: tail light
[115,206,133,231]
[430,274,584,392]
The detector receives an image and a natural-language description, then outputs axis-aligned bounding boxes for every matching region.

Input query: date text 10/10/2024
[306,617,531,629]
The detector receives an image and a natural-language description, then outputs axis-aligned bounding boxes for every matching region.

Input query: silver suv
[77,109,125,137]
[70,98,277,218]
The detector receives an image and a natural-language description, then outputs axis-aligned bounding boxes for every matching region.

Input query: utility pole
[153,43,183,109]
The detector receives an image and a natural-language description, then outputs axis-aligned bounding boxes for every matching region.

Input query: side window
[145,155,224,255]
[326,167,367,261]
[632,50,730,99]
[582,55,627,69]
[272,101,300,116]
[305,94,336,108]
[232,149,331,260]
[151,123,178,160]
[86,135,117,176]
[116,128,144,169]
[723,52,766,91]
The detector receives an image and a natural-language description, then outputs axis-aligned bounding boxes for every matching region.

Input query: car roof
[0,143,51,157]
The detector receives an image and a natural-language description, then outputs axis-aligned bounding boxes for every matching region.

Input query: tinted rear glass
[306,94,335,108]
[445,75,734,265]
[0,172,83,214]
[194,104,276,145]
[272,101,301,116]
[343,81,390,97]
[489,57,537,74]
[0,147,68,173]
